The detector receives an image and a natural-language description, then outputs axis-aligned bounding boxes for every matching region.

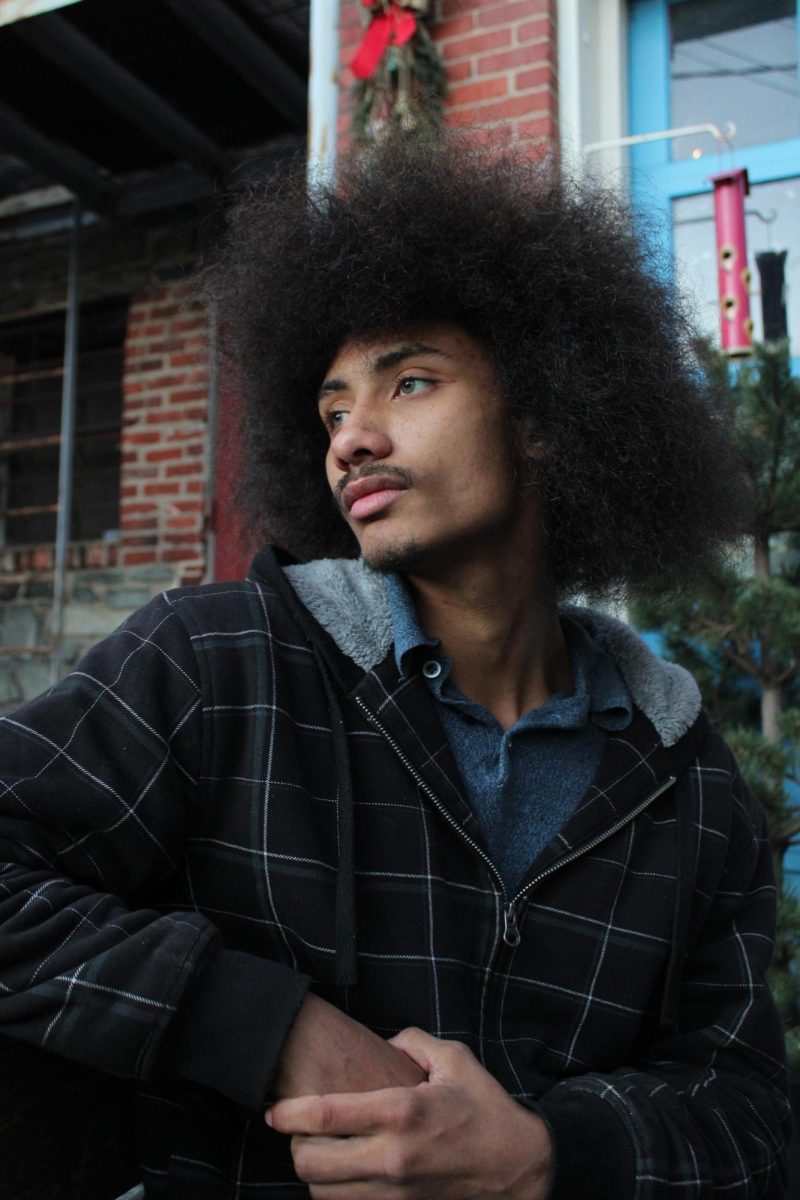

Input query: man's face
[319,324,540,575]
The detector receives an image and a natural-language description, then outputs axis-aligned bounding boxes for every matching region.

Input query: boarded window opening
[0,300,127,547]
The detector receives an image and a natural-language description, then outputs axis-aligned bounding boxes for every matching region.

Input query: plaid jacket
[0,547,790,1198]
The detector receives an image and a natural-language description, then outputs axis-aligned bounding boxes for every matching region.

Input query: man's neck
[405,559,571,731]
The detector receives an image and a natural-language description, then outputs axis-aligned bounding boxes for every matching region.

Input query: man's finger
[267,1085,421,1137]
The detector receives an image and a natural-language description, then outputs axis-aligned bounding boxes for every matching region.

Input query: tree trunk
[754,531,782,742]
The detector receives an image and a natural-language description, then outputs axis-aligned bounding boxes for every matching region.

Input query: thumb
[388,1026,438,1074]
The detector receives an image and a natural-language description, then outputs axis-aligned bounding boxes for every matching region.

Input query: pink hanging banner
[710,168,753,356]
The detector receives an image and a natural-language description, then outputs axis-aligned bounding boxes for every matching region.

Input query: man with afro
[0,136,790,1198]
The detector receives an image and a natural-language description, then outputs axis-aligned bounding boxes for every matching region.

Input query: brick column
[338,0,559,156]
[120,284,209,585]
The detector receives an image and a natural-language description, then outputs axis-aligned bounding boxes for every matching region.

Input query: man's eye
[397,377,432,396]
[326,409,347,430]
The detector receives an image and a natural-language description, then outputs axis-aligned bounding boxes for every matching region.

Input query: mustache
[334,464,415,513]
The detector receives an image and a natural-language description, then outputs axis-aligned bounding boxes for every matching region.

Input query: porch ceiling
[0,0,308,224]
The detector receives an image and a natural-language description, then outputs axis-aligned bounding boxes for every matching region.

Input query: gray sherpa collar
[283,559,701,748]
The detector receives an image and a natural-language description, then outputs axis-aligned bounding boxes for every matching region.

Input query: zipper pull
[503,901,521,948]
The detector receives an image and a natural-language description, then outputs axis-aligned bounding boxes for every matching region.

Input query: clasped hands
[268,993,552,1199]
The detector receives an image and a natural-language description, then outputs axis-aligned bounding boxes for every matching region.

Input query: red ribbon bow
[350,0,417,80]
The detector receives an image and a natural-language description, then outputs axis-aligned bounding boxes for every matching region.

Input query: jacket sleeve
[0,593,309,1112]
[534,753,792,1200]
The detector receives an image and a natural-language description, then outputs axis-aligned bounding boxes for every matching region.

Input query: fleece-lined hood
[283,556,701,749]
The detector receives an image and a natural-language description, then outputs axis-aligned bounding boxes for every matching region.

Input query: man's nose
[329,408,392,469]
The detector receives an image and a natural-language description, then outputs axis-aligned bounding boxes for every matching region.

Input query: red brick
[186,481,205,493]
[517,114,558,140]
[173,500,204,513]
[166,516,201,531]
[121,550,157,565]
[516,16,554,42]
[448,76,508,107]
[166,462,204,477]
[515,64,557,91]
[140,373,187,392]
[185,442,205,456]
[170,350,208,367]
[466,122,515,149]
[143,483,181,496]
[167,427,205,443]
[162,548,201,562]
[169,388,207,405]
[125,357,162,374]
[121,534,158,547]
[448,93,544,125]
[121,517,158,532]
[478,0,548,25]
[146,447,184,463]
[441,28,510,60]
[124,430,160,445]
[447,60,473,83]
[172,317,207,334]
[120,485,137,498]
[120,501,158,515]
[151,304,180,319]
[478,46,537,73]
[435,13,474,38]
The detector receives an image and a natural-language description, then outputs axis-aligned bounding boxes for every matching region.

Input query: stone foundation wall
[0,562,185,712]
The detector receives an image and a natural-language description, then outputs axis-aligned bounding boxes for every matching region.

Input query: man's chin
[359,536,427,575]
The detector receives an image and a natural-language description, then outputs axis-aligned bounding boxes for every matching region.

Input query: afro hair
[205,134,750,596]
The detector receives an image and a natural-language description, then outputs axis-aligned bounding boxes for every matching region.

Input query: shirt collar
[384,572,439,675]
[384,572,632,731]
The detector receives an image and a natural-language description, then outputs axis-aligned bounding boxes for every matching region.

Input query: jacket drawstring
[270,566,358,987]
[659,777,693,1030]
[315,648,358,986]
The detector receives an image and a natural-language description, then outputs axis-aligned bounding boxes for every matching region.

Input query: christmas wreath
[350,0,447,139]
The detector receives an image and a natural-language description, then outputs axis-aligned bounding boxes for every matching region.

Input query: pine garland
[350,1,447,141]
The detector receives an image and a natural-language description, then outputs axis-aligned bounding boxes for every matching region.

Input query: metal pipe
[50,197,81,685]
[582,121,736,158]
[308,0,340,188]
[204,300,219,583]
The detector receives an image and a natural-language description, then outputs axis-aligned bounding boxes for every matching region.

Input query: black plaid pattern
[0,550,790,1198]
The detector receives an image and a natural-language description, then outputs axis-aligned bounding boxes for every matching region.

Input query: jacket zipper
[353,692,676,948]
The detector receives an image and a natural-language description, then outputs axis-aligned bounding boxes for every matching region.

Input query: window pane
[0,301,126,547]
[670,0,799,160]
[672,177,800,347]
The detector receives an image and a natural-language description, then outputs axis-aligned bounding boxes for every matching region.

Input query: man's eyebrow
[318,343,448,404]
[372,343,448,372]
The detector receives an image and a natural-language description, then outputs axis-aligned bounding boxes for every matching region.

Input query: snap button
[422,659,442,680]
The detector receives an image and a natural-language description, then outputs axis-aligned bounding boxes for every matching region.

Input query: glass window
[670,0,799,160]
[672,176,800,343]
[0,301,126,547]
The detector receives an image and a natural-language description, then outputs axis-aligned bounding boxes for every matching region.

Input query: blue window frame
[628,0,800,345]
[628,0,800,893]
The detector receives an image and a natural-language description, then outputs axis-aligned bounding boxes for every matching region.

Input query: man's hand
[273,993,427,1098]
[267,1026,553,1199]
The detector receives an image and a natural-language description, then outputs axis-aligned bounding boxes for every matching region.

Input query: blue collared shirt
[384,574,633,892]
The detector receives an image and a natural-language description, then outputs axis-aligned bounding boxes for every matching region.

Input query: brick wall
[121,282,210,587]
[338,0,559,155]
[0,279,213,708]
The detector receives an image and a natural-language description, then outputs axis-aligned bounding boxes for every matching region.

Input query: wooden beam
[15,13,231,177]
[0,101,117,213]
[164,0,306,129]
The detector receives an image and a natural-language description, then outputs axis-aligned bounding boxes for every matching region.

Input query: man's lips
[340,472,409,520]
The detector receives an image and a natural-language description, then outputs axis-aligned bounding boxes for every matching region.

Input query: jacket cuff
[159,946,310,1111]
[525,1091,637,1200]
